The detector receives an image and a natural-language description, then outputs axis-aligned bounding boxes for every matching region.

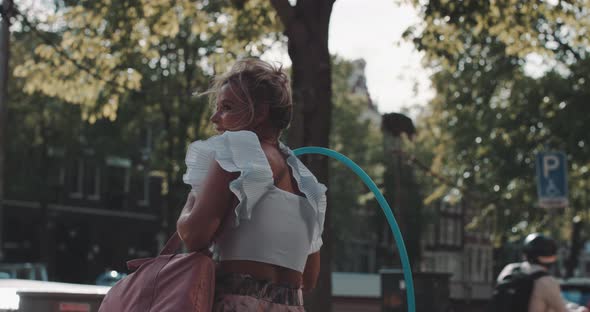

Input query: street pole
[381,113,417,266]
[391,136,404,246]
[566,215,583,278]
[0,0,15,262]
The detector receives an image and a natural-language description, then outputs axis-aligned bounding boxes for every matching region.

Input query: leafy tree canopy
[13,0,282,122]
[403,0,590,242]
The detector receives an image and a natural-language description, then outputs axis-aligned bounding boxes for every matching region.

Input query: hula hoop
[294,146,415,312]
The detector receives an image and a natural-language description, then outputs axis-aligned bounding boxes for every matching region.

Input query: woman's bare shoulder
[260,144,287,173]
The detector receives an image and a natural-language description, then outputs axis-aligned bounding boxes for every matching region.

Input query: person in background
[497,233,588,312]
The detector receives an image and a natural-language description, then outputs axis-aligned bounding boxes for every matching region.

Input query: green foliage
[13,0,281,122]
[402,0,589,69]
[9,0,282,227]
[404,0,590,243]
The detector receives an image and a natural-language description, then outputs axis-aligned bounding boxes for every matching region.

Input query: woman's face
[210,84,251,133]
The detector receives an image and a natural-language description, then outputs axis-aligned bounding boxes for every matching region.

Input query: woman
[177,58,327,311]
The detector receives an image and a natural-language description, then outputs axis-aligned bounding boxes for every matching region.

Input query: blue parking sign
[535,151,569,208]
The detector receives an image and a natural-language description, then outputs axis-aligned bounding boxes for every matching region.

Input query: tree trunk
[270,1,335,311]
[0,0,14,262]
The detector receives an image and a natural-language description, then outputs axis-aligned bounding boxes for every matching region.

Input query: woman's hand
[179,191,196,217]
[302,251,320,291]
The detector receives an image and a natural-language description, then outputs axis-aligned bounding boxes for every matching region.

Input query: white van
[0,279,109,312]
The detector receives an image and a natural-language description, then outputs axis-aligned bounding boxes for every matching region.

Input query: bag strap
[159,231,183,255]
[158,231,214,257]
[126,234,182,271]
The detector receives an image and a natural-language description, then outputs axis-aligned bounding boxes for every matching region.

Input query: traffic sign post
[536,151,569,208]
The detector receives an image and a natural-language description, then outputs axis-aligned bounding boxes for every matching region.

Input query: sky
[328,0,434,114]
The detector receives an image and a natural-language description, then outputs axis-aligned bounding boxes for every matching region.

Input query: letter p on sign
[543,155,560,177]
[536,151,568,209]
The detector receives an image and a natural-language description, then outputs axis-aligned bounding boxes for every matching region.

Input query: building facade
[2,130,164,284]
[421,191,494,301]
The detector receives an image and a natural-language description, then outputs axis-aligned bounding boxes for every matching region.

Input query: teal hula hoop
[294,146,416,312]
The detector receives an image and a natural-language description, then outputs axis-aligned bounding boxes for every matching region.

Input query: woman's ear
[253,102,270,126]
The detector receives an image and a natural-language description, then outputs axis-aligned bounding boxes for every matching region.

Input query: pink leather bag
[98,232,215,312]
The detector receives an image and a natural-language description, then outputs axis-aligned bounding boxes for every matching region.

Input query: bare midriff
[218,260,302,288]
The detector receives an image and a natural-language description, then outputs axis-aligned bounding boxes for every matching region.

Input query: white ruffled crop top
[182,130,327,273]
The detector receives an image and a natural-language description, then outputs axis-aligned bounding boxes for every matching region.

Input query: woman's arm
[302,251,320,291]
[176,160,239,251]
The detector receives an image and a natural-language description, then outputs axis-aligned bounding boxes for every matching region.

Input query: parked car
[561,278,590,309]
[0,263,47,281]
[0,279,109,312]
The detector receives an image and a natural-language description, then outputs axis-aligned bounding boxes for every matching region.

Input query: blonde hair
[208,58,293,131]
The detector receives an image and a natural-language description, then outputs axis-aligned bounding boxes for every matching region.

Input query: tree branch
[540,24,582,63]
[14,7,133,94]
[270,0,295,31]
[554,35,582,62]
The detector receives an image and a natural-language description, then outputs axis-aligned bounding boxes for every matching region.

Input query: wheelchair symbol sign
[536,152,569,208]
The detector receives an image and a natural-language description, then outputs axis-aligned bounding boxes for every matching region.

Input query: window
[454,219,463,247]
[471,247,479,281]
[476,247,487,282]
[439,218,447,245]
[46,163,65,193]
[485,248,493,282]
[69,159,84,198]
[427,223,436,247]
[446,218,454,246]
[137,169,150,207]
[106,157,131,191]
[105,156,131,210]
[85,163,101,201]
[59,167,65,185]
